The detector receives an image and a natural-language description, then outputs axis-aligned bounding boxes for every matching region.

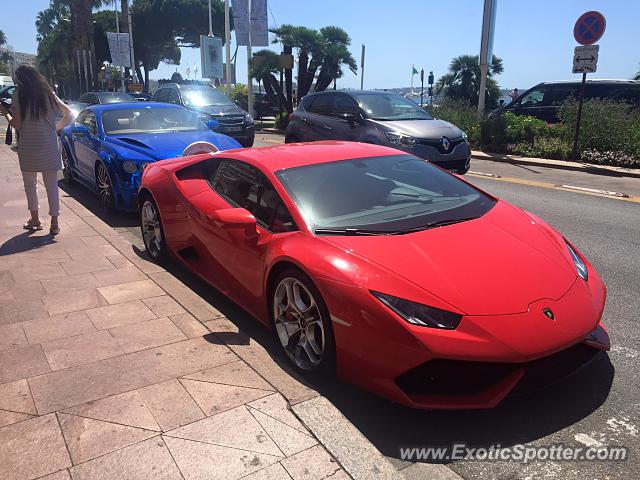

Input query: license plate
[224,126,243,132]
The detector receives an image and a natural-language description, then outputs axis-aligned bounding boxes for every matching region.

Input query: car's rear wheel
[271,269,335,375]
[61,146,74,183]
[95,163,115,212]
[139,195,167,263]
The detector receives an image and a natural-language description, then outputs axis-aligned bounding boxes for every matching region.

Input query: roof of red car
[221,141,401,172]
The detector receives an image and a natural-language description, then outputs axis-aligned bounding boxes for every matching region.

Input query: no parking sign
[574,11,606,45]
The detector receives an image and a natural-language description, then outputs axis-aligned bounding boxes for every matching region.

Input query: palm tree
[0,29,12,74]
[252,49,291,113]
[36,8,58,42]
[436,54,503,107]
[634,66,640,81]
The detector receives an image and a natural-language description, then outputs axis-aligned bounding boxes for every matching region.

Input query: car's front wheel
[61,146,74,183]
[271,269,336,375]
[139,195,167,263]
[95,162,115,212]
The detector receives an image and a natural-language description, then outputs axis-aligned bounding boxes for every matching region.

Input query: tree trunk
[283,45,293,110]
[297,49,308,102]
[120,0,131,82]
[137,64,146,92]
[263,74,291,113]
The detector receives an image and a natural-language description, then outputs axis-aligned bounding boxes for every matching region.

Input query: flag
[412,66,419,76]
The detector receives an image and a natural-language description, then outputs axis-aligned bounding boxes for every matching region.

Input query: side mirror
[209,208,258,240]
[71,123,90,137]
[343,112,363,127]
[207,118,220,131]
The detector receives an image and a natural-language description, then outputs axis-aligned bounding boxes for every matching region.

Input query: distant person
[499,99,505,107]
[509,88,519,103]
[0,65,73,235]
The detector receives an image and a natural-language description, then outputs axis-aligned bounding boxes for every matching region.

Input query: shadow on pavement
[65,178,616,464]
[0,230,57,255]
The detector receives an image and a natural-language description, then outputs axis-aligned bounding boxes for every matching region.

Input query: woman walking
[0,66,73,235]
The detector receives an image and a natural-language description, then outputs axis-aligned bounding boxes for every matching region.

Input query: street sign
[572,44,599,73]
[200,35,223,79]
[232,0,250,46]
[574,11,606,45]
[106,32,131,68]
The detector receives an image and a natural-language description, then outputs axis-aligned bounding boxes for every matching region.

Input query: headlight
[384,131,417,146]
[122,161,138,174]
[461,131,468,143]
[566,241,588,281]
[371,291,462,329]
[244,114,254,125]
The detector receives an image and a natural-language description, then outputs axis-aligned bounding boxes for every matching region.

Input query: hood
[197,104,246,117]
[370,118,463,139]
[323,201,578,316]
[104,130,241,161]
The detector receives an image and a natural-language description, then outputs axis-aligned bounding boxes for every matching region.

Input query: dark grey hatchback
[285,90,471,173]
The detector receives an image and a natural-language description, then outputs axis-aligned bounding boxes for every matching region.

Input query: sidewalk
[0,143,358,480]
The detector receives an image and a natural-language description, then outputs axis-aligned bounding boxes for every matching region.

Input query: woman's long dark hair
[14,65,56,121]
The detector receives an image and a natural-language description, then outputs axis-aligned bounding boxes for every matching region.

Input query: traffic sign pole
[572,72,587,159]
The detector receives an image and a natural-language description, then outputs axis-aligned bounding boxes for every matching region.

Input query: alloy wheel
[61,148,73,183]
[140,200,163,258]
[273,277,326,370]
[96,163,113,211]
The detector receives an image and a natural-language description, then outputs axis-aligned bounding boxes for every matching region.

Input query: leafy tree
[634,65,640,81]
[436,54,504,108]
[170,71,183,83]
[0,29,12,74]
[251,49,291,113]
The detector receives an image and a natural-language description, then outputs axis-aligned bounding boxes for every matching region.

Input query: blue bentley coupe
[59,102,241,212]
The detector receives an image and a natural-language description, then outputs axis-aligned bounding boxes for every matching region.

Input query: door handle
[323,125,333,130]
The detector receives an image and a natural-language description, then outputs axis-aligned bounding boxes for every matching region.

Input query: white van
[0,75,14,88]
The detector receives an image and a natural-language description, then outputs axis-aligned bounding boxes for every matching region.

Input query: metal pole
[478,0,496,117]
[208,0,213,36]
[77,50,82,93]
[279,67,283,120]
[247,0,253,117]
[114,1,125,92]
[420,69,424,106]
[477,63,489,117]
[410,64,414,91]
[83,50,89,92]
[127,3,137,84]
[360,44,365,90]
[572,72,587,160]
[225,0,231,88]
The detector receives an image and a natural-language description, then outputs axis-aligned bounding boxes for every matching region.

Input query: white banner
[106,32,131,68]
[200,35,223,79]
[250,0,268,46]
[232,0,250,46]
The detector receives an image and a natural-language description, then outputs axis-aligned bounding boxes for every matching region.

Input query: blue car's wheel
[61,146,74,183]
[96,162,115,212]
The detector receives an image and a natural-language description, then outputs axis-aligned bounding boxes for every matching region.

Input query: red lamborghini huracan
[138,141,610,409]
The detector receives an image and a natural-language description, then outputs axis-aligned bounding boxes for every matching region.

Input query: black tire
[61,145,74,183]
[95,162,115,212]
[270,268,336,377]
[139,194,168,263]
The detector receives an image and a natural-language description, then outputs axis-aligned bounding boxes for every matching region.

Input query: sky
[2,0,639,92]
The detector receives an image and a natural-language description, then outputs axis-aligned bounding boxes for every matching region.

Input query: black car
[78,91,137,105]
[491,80,640,123]
[151,83,254,147]
[130,92,152,101]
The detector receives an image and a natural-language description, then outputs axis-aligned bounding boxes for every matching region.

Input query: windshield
[351,93,433,121]
[276,155,495,234]
[101,107,205,135]
[182,88,234,108]
[99,93,136,104]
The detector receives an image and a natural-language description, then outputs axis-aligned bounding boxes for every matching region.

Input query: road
[47,132,640,479]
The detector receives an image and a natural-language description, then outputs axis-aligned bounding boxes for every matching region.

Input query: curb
[471,151,640,179]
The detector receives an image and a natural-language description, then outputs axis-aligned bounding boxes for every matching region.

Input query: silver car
[285,90,471,173]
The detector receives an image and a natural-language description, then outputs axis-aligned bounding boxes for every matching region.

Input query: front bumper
[319,263,608,409]
[395,141,471,173]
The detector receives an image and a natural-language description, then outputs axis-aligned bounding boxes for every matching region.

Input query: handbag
[4,126,11,145]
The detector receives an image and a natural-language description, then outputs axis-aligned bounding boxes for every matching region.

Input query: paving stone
[149,271,223,321]
[281,445,342,480]
[170,312,209,338]
[142,295,186,317]
[164,435,282,480]
[137,379,205,431]
[40,273,100,294]
[105,254,135,269]
[183,360,274,391]
[5,279,47,300]
[180,378,272,416]
[0,344,50,383]
[86,299,156,330]
[10,263,67,283]
[68,436,182,480]
[0,378,37,414]
[243,462,294,480]
[42,289,107,316]
[92,267,147,287]
[98,280,165,304]
[249,394,313,435]
[80,235,111,247]
[249,407,318,457]
[399,463,464,480]
[58,413,157,465]
[29,337,236,414]
[0,299,48,326]
[60,258,114,275]
[42,330,124,370]
[36,470,71,480]
[109,317,187,353]
[22,311,96,344]
[0,409,33,427]
[0,414,71,480]
[0,323,27,351]
[165,405,283,457]
[62,390,160,431]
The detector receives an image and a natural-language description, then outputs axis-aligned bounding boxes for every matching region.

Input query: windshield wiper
[314,228,391,236]
[390,217,477,234]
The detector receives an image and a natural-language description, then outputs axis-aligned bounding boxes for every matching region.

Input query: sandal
[50,225,60,235]
[23,219,43,231]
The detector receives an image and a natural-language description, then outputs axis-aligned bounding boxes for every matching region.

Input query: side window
[167,89,181,105]
[79,93,91,104]
[330,95,357,118]
[80,111,97,135]
[211,160,295,232]
[153,89,167,102]
[307,94,333,116]
[519,89,544,107]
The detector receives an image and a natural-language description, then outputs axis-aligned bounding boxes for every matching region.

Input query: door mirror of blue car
[207,119,220,131]
[71,123,90,137]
